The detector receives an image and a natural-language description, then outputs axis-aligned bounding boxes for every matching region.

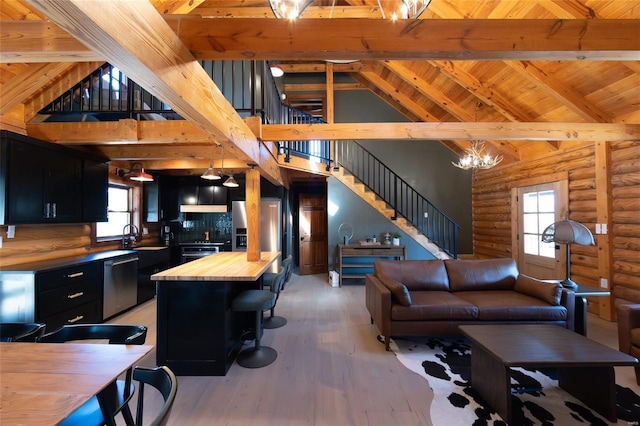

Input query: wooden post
[595,142,613,320]
[245,167,261,262]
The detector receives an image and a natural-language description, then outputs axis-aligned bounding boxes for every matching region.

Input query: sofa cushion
[374,259,449,291]
[454,291,568,321]
[514,274,561,306]
[390,291,478,321]
[378,274,412,306]
[445,258,518,292]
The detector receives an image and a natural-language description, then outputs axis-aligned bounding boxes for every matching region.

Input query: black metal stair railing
[334,139,459,258]
[276,105,333,171]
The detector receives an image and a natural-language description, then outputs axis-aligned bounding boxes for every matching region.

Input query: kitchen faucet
[122,224,139,249]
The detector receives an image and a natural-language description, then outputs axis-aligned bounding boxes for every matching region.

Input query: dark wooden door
[298,193,327,275]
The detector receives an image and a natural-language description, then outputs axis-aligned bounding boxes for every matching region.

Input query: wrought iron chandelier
[451,102,503,170]
[268,0,431,20]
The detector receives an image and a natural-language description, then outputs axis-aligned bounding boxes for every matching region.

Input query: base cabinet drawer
[40,300,102,332]
[38,280,100,318]
[38,262,101,291]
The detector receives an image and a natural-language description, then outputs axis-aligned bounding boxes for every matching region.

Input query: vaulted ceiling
[1,0,638,183]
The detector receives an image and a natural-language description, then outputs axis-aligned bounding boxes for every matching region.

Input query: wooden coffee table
[459,324,638,424]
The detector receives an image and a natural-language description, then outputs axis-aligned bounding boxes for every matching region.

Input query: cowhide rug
[382,335,640,425]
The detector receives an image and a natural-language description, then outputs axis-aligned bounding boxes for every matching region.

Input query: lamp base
[560,279,578,290]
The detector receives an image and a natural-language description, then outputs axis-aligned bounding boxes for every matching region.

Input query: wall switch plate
[0,236,3,248]
[7,225,15,238]
[424,212,429,218]
[602,224,607,234]
[595,224,601,234]
[143,227,149,235]
[600,278,608,289]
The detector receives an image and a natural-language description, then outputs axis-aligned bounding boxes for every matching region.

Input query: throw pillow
[378,274,412,306]
[514,274,561,305]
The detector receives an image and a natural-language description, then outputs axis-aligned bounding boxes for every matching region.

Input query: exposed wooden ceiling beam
[283,82,366,92]
[28,119,637,144]
[262,122,640,142]
[504,60,612,122]
[25,0,283,186]
[151,0,205,15]
[0,62,75,115]
[3,18,638,63]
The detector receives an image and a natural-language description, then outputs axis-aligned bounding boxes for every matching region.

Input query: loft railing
[276,105,332,170]
[334,140,459,258]
[40,61,276,122]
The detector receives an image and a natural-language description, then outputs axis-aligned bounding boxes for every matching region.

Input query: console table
[337,244,406,287]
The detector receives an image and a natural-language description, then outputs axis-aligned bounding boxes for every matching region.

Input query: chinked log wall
[0,169,160,268]
[472,142,640,321]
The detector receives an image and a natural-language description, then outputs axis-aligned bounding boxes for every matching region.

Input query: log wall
[472,142,640,320]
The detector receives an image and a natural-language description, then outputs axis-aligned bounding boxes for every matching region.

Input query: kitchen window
[96,185,133,239]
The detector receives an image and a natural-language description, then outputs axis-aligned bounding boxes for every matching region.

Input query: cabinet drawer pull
[66,272,84,278]
[67,315,84,323]
[67,291,84,299]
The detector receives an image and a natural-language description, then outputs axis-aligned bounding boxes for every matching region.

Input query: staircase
[332,167,452,259]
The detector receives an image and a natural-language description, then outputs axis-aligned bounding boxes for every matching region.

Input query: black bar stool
[232,289,277,368]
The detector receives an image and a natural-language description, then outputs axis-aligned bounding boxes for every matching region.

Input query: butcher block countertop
[151,251,280,282]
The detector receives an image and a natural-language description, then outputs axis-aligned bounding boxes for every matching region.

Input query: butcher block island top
[151,251,280,282]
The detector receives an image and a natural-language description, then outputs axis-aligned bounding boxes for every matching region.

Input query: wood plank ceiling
[1,0,638,177]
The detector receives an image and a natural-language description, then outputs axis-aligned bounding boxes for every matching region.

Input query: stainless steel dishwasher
[103,254,138,320]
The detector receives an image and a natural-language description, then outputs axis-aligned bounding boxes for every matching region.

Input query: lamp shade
[541,219,594,246]
[129,168,154,182]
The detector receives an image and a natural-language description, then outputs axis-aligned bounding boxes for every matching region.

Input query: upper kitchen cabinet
[82,159,109,223]
[0,131,108,225]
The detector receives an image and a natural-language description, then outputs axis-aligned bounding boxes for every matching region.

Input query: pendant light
[201,160,221,180]
[219,144,239,188]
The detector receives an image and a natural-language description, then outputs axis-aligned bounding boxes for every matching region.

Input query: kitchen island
[151,251,280,376]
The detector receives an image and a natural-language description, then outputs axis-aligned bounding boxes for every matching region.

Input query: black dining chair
[36,324,148,426]
[0,322,46,342]
[133,366,178,426]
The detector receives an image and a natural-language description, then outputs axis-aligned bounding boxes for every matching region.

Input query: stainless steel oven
[180,243,220,263]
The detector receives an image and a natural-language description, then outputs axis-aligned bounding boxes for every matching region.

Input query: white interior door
[515,180,568,279]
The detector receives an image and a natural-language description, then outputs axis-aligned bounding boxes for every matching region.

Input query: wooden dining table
[0,342,154,426]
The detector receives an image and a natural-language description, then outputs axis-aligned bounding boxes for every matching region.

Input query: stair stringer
[333,168,451,260]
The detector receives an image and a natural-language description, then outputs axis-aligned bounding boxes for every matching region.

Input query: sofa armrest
[365,274,392,345]
[561,288,575,332]
[617,304,640,354]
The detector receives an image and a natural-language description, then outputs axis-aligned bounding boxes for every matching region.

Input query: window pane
[108,187,129,212]
[539,240,556,258]
[523,192,538,213]
[539,213,555,234]
[538,190,555,213]
[523,213,538,234]
[96,212,129,238]
[524,234,539,255]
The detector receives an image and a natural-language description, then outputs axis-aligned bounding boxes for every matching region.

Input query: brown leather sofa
[366,258,575,350]
[617,304,640,385]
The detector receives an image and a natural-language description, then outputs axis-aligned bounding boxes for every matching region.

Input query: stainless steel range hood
[180,205,228,213]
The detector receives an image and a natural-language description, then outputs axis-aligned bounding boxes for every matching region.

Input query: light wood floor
[110,273,637,425]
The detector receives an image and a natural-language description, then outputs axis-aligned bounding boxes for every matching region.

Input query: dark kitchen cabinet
[7,136,81,224]
[0,130,108,225]
[144,179,161,222]
[37,261,103,331]
[197,184,228,205]
[83,160,108,223]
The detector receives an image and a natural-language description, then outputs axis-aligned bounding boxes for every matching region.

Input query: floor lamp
[541,219,595,289]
